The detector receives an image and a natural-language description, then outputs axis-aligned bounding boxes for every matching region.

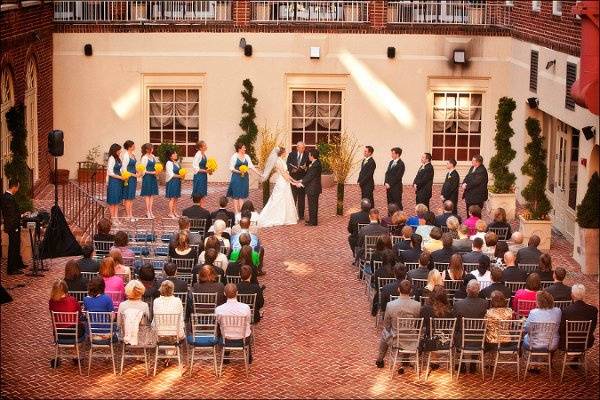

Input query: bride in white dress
[257,147,299,228]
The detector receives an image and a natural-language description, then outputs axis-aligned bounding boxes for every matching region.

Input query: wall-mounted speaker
[387,47,396,59]
[84,44,93,56]
[244,44,253,57]
[48,130,64,157]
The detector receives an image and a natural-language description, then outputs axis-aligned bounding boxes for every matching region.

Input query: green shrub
[489,97,517,193]
[237,79,258,163]
[576,172,599,228]
[4,104,33,211]
[156,142,181,165]
[521,117,551,220]
[317,142,333,174]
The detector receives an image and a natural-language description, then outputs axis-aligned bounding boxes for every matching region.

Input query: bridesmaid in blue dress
[140,143,159,218]
[226,142,260,214]
[192,140,208,199]
[121,140,139,222]
[165,149,183,218]
[106,143,125,222]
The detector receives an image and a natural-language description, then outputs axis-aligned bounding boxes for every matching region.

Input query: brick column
[369,0,386,30]
[234,0,251,27]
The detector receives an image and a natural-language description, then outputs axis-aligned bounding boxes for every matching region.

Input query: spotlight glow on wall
[111,84,140,120]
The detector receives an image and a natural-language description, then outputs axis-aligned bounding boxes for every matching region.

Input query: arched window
[25,58,39,182]
[1,66,15,191]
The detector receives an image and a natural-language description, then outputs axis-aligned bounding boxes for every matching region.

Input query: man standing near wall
[357,146,376,208]
[413,153,434,209]
[384,147,405,210]
[1,179,25,275]
[462,155,488,214]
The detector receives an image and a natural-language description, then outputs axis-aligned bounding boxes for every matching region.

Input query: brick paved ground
[1,182,598,399]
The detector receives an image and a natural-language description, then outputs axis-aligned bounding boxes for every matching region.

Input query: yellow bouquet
[179,168,187,177]
[239,165,249,176]
[206,158,218,175]
[154,163,163,173]
[121,170,132,186]
[135,163,145,173]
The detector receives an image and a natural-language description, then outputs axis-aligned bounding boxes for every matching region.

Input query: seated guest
[454,279,488,320]
[534,253,554,281]
[420,285,455,349]
[138,264,160,307]
[117,280,154,347]
[182,195,212,229]
[479,266,512,300]
[484,290,514,350]
[93,217,114,243]
[169,231,198,262]
[516,234,543,266]
[484,232,498,259]
[170,216,204,247]
[501,251,528,283]
[111,231,135,259]
[201,248,226,282]
[464,205,482,236]
[416,269,443,301]
[393,225,413,254]
[211,196,236,227]
[493,241,509,265]
[372,263,407,316]
[231,209,258,236]
[199,236,230,270]
[235,200,260,225]
[158,262,189,293]
[508,231,526,253]
[446,216,461,240]
[431,233,455,264]
[230,217,261,252]
[229,233,260,265]
[398,234,423,264]
[470,219,488,242]
[371,249,397,289]
[442,254,464,281]
[207,219,231,252]
[559,284,598,351]
[83,276,115,313]
[153,280,185,341]
[407,203,428,229]
[347,204,370,249]
[523,291,561,356]
[545,267,572,301]
[423,227,443,252]
[357,209,389,256]
[512,273,541,313]
[390,210,408,236]
[49,279,84,336]
[99,257,125,306]
[435,200,461,227]
[191,265,226,307]
[471,256,491,283]
[109,248,132,281]
[215,283,253,361]
[78,244,100,273]
[237,265,265,323]
[227,245,258,284]
[375,280,421,369]
[453,273,477,300]
[381,203,399,228]
[452,225,473,253]
[415,211,436,244]
[64,259,88,292]
[487,207,512,240]
[407,251,431,281]
[371,235,394,264]
[462,237,486,264]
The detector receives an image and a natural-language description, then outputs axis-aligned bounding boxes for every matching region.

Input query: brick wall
[1,1,53,194]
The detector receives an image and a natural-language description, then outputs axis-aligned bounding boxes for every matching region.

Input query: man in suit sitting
[559,284,598,352]
[183,195,212,229]
[431,233,455,264]
[440,158,460,215]
[287,141,309,220]
[375,279,421,369]
[77,244,100,273]
[357,209,389,258]
[435,200,461,228]
[1,178,25,274]
[298,148,322,226]
[479,266,512,300]
[452,225,473,253]
[358,146,376,208]
[348,199,372,257]
[398,234,423,264]
[384,147,405,210]
[454,279,488,373]
[413,152,434,209]
[501,251,528,282]
[461,154,488,214]
[407,251,431,281]
[158,262,189,293]
[372,263,408,316]
[211,196,235,227]
[393,225,413,255]
[237,265,265,323]
[545,267,572,301]
[461,237,486,264]
[516,234,542,266]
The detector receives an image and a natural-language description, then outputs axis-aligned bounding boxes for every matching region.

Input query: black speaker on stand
[48,130,64,206]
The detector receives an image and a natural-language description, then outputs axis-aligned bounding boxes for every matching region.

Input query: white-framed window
[148,88,200,157]
[291,89,342,148]
[532,0,541,12]
[1,67,15,191]
[552,1,562,16]
[25,58,39,182]
[431,92,482,162]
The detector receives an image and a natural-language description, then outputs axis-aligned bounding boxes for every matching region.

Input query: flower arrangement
[239,165,249,176]
[179,168,187,177]
[329,131,360,215]
[206,158,218,175]
[122,170,132,186]
[136,163,145,173]
[154,163,163,173]
[258,125,287,205]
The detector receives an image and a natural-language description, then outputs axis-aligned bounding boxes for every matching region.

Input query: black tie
[298,153,302,165]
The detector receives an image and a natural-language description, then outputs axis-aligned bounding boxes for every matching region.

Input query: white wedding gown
[257,158,298,228]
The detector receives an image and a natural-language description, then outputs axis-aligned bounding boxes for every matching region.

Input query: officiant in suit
[384,147,405,210]
[357,146,376,208]
[413,152,434,209]
[299,148,322,226]
[287,141,309,220]
[441,158,460,215]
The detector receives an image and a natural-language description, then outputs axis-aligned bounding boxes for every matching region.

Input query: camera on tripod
[22,210,50,230]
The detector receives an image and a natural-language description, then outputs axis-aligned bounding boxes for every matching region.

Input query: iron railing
[250,1,369,23]
[61,180,107,237]
[53,0,233,23]
[76,161,107,202]
[387,1,511,26]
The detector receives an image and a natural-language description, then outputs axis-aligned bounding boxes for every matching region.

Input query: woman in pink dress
[99,256,125,309]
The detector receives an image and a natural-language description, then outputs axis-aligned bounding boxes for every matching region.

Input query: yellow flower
[154,163,163,173]
[206,158,218,174]
[179,168,187,177]
[121,171,132,186]
[135,163,145,173]
[239,165,249,176]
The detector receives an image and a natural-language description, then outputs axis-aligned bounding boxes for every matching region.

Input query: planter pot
[321,174,335,189]
[580,228,599,275]
[77,167,106,183]
[487,192,516,221]
[519,215,552,251]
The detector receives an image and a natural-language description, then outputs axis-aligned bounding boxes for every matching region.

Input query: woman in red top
[49,279,83,332]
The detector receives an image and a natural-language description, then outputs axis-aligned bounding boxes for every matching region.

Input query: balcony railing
[387,1,510,26]
[53,1,233,23]
[250,1,369,23]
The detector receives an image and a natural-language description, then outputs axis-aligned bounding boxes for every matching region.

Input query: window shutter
[565,62,577,111]
[529,50,539,92]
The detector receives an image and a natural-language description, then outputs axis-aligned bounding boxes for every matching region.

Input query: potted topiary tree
[488,97,517,220]
[317,142,335,189]
[237,79,259,189]
[576,172,599,275]
[519,117,553,250]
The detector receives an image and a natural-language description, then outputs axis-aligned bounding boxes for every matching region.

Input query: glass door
[552,121,577,241]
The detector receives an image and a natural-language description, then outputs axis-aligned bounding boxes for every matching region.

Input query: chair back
[219,245,229,255]
[190,243,201,255]
[93,240,114,255]
[527,322,557,352]
[504,281,526,295]
[429,318,457,350]
[518,263,538,274]
[540,281,554,289]
[192,292,218,314]
[226,275,242,285]
[218,314,250,341]
[434,262,449,272]
[171,257,195,274]
[237,293,257,322]
[122,257,135,267]
[153,242,170,257]
[177,273,193,286]
[153,313,181,338]
[86,311,115,340]
[554,300,573,311]
[189,218,207,237]
[463,263,479,273]
[105,291,124,310]
[564,320,592,353]
[516,299,537,318]
[497,319,524,351]
[50,311,80,343]
[389,295,400,302]
[393,317,424,352]
[190,313,218,342]
[378,277,396,290]
[405,262,419,271]
[479,280,492,289]
[371,260,383,274]
[364,235,379,251]
[173,292,189,311]
[390,235,403,246]
[357,223,368,232]
[444,279,462,294]
[81,271,98,281]
[460,318,487,350]
[440,225,450,234]
[412,278,427,290]
[488,227,509,240]
[144,256,168,271]
[70,291,88,307]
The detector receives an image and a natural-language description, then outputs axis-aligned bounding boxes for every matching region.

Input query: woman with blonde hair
[99,256,125,307]
[108,248,132,282]
[152,280,185,340]
[418,269,444,301]
[445,216,460,239]
[117,280,155,346]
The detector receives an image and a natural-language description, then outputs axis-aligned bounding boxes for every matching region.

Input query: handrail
[61,180,107,237]
[250,0,369,23]
[387,1,510,26]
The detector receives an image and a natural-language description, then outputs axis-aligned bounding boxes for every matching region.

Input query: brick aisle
[1,183,598,399]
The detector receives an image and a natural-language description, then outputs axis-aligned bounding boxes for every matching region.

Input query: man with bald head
[287,141,309,220]
[501,251,527,282]
[508,231,525,253]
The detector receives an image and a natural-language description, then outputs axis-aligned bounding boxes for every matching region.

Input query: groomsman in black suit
[440,158,460,215]
[384,147,405,210]
[357,146,376,208]
[1,179,25,275]
[413,152,434,208]
[462,154,489,213]
[298,149,322,226]
[287,141,309,220]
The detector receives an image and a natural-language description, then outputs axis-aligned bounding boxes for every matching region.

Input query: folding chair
[363,260,382,298]
[81,271,98,281]
[171,257,196,274]
[456,318,487,381]
[505,281,526,296]
[389,317,424,380]
[188,313,219,377]
[173,292,189,312]
[440,225,450,234]
[488,227,509,241]
[376,277,397,328]
[86,311,117,375]
[463,263,479,273]
[143,256,169,272]
[50,311,85,375]
[192,292,219,314]
[516,299,537,318]
[121,257,136,268]
[518,263,538,274]
[492,319,524,380]
[434,262,449,272]
[70,291,88,308]
[444,280,462,299]
[424,318,457,381]
[118,312,153,376]
[554,300,573,311]
[237,293,257,324]
[412,278,427,291]
[390,235,403,246]
[189,218,207,237]
[560,320,593,383]
[153,313,183,376]
[523,322,557,379]
[218,314,252,377]
[226,275,242,285]
[177,273,194,287]
[94,240,114,255]
[479,280,492,290]
[405,262,419,271]
[540,281,554,289]
[106,291,124,310]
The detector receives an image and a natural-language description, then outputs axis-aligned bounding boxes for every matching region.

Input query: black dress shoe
[304,222,315,226]
[375,360,384,368]
[8,270,24,275]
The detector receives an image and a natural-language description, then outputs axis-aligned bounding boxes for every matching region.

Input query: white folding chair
[173,292,189,312]
[523,322,557,379]
[189,218,207,237]
[192,292,218,314]
[81,271,98,281]
[70,291,88,308]
[488,227,509,241]
[518,263,538,274]
[188,313,219,377]
[171,257,196,274]
[492,319,524,380]
[405,262,419,271]
[94,240,114,255]
[505,281,526,296]
[389,317,424,380]
[226,275,242,285]
[434,262,449,271]
[237,293,257,325]
[560,320,593,383]
[424,318,457,381]
[376,277,397,328]
[153,313,183,376]
[554,300,573,311]
[456,318,487,381]
[86,311,117,375]
[218,314,252,377]
[118,311,153,376]
[50,311,84,375]
[106,291,124,311]
[463,263,479,273]
[516,299,537,318]
[412,278,427,291]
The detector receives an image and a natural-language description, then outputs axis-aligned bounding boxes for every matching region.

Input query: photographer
[1,179,25,275]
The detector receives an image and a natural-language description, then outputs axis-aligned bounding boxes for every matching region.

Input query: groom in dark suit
[287,141,309,220]
[440,158,460,215]
[357,146,376,208]
[384,147,405,210]
[413,152,434,209]
[298,148,322,226]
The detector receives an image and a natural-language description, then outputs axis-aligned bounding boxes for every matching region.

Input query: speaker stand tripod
[25,222,46,277]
